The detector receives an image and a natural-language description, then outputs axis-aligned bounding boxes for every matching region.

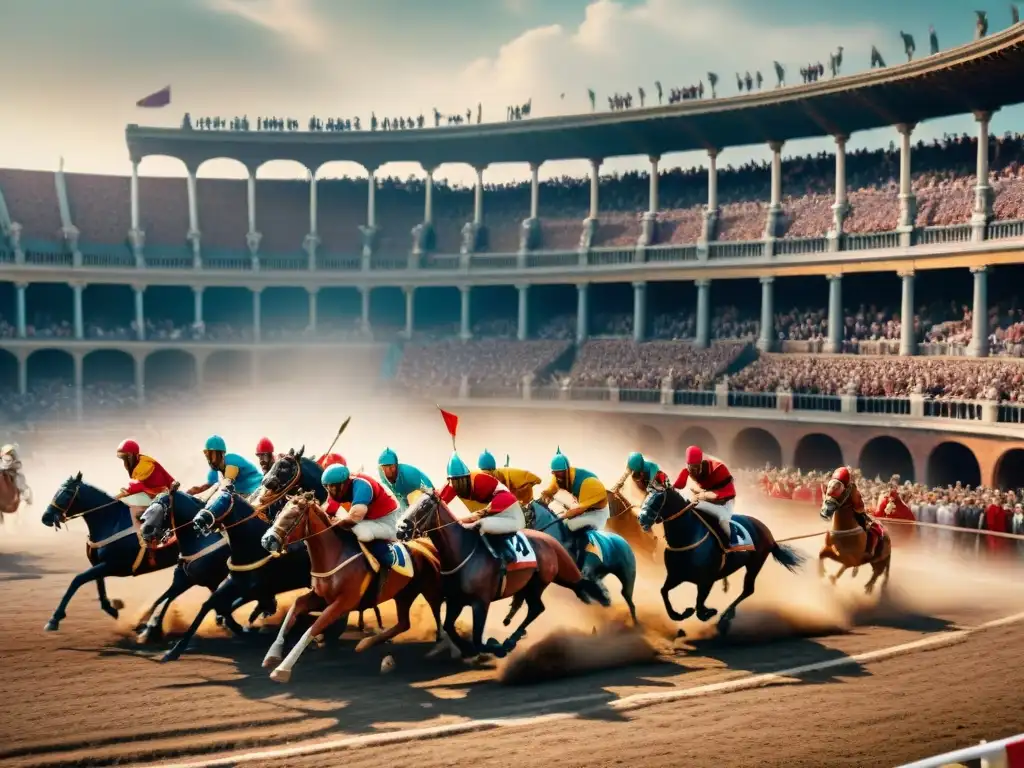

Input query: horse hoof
[270,667,292,683]
[159,651,178,663]
[355,637,374,653]
[215,615,226,627]
[717,619,732,637]
[110,599,125,611]
[680,607,695,620]
[864,585,875,596]
[102,605,120,620]
[502,617,512,627]
[829,575,838,585]
[697,607,718,622]
[43,620,59,632]
[262,654,282,669]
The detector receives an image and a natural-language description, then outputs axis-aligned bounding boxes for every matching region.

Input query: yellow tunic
[490,467,541,507]
[542,467,608,512]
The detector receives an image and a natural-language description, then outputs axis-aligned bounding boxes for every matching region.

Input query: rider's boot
[365,540,393,604]
[483,534,511,594]
[718,515,733,552]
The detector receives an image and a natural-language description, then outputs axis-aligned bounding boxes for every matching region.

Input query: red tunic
[673,458,736,502]
[439,471,517,513]
[126,455,176,497]
[324,474,397,520]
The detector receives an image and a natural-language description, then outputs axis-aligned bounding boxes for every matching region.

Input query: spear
[323,416,352,457]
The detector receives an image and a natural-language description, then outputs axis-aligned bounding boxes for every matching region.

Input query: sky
[2,0,1023,186]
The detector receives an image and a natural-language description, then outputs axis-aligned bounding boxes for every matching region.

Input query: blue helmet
[478,449,497,471]
[550,449,570,473]
[378,447,398,466]
[321,463,350,486]
[204,435,227,452]
[627,452,646,473]
[447,452,470,478]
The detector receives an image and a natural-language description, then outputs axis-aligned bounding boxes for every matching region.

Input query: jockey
[321,463,399,600]
[187,435,263,497]
[317,452,347,470]
[377,447,434,511]
[114,439,175,519]
[610,451,668,497]
[439,451,524,571]
[673,445,736,544]
[477,449,541,508]
[538,449,609,565]
[255,437,278,474]
[822,466,884,558]
[0,444,32,505]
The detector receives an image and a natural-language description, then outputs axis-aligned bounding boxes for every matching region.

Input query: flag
[136,85,171,108]
[438,407,459,449]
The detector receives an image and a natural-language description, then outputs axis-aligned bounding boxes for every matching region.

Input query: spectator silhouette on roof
[773,61,785,87]
[900,31,916,61]
[871,45,887,68]
[976,10,988,39]
[929,25,939,54]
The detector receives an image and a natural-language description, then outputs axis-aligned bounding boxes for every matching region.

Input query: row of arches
[635,425,1024,492]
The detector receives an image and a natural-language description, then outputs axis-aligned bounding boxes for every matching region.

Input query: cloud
[203,0,328,52]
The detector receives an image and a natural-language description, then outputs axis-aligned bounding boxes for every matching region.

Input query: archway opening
[731,428,782,469]
[144,350,197,391]
[994,448,1024,491]
[793,433,844,473]
[0,350,17,391]
[678,427,718,460]
[636,425,665,460]
[205,350,252,388]
[25,349,75,419]
[926,442,981,488]
[83,351,136,407]
[858,436,914,483]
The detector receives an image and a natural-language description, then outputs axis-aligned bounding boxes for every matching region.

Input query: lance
[323,416,352,457]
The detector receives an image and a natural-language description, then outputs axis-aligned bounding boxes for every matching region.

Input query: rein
[48,484,120,524]
[252,459,303,513]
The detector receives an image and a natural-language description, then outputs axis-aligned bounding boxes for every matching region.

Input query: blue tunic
[207,452,263,495]
[379,463,434,509]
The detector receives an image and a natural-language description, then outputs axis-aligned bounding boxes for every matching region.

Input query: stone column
[129,160,145,264]
[764,141,785,238]
[969,266,989,357]
[702,150,720,243]
[307,287,318,336]
[897,123,917,242]
[252,288,262,343]
[824,274,843,353]
[829,135,849,248]
[695,279,711,349]
[304,173,319,269]
[899,270,916,356]
[461,166,487,255]
[459,286,472,340]
[186,167,201,263]
[71,282,84,340]
[516,283,529,341]
[632,281,647,342]
[579,159,601,249]
[403,287,415,339]
[133,284,145,341]
[360,286,372,336]
[361,171,378,261]
[413,168,435,257]
[576,284,588,343]
[15,283,27,339]
[134,355,145,407]
[17,355,27,396]
[519,162,542,252]
[758,276,774,352]
[245,169,261,265]
[971,111,994,241]
[639,156,659,246]
[193,286,204,326]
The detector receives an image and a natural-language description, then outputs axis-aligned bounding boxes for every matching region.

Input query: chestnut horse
[604,490,660,561]
[398,490,610,659]
[819,499,892,594]
[0,471,21,523]
[260,491,445,683]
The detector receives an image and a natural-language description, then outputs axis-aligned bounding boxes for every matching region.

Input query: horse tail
[771,542,806,572]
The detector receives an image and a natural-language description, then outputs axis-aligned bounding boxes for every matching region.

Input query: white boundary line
[138,609,1024,768]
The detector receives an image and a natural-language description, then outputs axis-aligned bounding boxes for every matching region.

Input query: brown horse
[259,491,445,683]
[399,490,609,659]
[0,472,21,522]
[605,490,660,561]
[819,500,892,594]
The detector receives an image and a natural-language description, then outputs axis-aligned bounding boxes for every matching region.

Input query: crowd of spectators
[564,340,745,390]
[394,338,571,389]
[0,380,194,425]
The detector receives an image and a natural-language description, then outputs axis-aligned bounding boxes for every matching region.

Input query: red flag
[438,407,459,440]
[136,86,171,108]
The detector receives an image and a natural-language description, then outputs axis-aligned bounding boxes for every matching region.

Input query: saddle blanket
[507,532,537,571]
[359,541,416,579]
[584,530,613,563]
[726,517,755,551]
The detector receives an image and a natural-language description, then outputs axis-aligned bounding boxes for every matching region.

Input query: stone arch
[204,349,252,387]
[82,350,135,387]
[0,349,17,391]
[312,160,372,255]
[144,349,197,390]
[731,427,782,469]
[255,159,314,256]
[678,426,718,458]
[636,424,666,458]
[26,349,74,386]
[993,448,1024,491]
[793,433,844,473]
[927,442,982,488]
[858,436,915,483]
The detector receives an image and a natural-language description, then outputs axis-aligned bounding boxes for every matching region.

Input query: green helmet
[378,447,398,466]
[321,463,350,486]
[478,449,497,471]
[447,452,470,478]
[204,435,226,452]
[626,452,646,473]
[550,448,570,472]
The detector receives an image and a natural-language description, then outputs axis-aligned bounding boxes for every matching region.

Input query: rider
[377,447,434,511]
[255,437,279,474]
[823,466,884,558]
[610,451,669,497]
[477,449,541,509]
[673,445,736,546]
[0,443,32,505]
[317,452,347,469]
[187,435,264,497]
[538,449,609,566]
[114,438,175,519]
[321,463,399,601]
[439,451,524,571]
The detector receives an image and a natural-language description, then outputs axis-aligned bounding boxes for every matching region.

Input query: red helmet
[317,453,347,469]
[826,466,853,501]
[255,437,274,454]
[685,445,703,465]
[116,438,140,457]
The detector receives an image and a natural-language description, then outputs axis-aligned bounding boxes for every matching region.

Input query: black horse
[138,486,254,642]
[158,484,315,662]
[638,481,805,636]
[40,473,178,632]
[258,447,382,632]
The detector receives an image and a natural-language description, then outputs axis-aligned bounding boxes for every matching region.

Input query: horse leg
[45,562,111,631]
[133,579,178,633]
[718,559,765,637]
[694,579,717,622]
[502,578,547,654]
[356,588,417,652]
[140,568,192,643]
[830,563,849,585]
[442,596,473,660]
[263,591,320,669]
[94,574,123,619]
[473,599,501,657]
[161,580,239,662]
[865,547,892,595]
[502,593,525,627]
[271,595,350,683]
[659,569,693,624]
[615,559,640,627]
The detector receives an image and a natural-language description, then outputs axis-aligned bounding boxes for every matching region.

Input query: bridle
[639,485,697,528]
[202,489,270,533]
[45,480,119,526]
[254,456,304,512]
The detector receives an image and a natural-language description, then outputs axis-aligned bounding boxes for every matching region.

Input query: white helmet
[0,444,18,457]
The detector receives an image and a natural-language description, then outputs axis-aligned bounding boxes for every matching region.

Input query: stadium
[2,16,1024,768]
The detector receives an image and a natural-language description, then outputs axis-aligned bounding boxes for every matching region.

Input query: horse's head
[262,490,316,553]
[41,472,84,530]
[820,497,839,521]
[637,479,669,532]
[397,489,440,542]
[140,487,175,543]
[256,446,305,506]
[194,482,238,535]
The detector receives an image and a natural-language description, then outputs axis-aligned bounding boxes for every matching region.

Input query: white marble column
[831,135,849,241]
[897,123,917,232]
[193,286,204,326]
[15,283,27,339]
[825,274,843,353]
[72,282,84,340]
[252,288,262,343]
[133,285,145,341]
[632,281,646,342]
[403,287,415,339]
[758,277,774,352]
[971,111,994,240]
[576,284,588,343]
[695,280,711,349]
[529,163,540,219]
[459,286,472,340]
[969,266,989,357]
[516,284,529,341]
[130,161,140,232]
[765,141,784,238]
[473,167,485,225]
[360,286,372,336]
[367,171,377,228]
[423,169,434,225]
[702,150,720,242]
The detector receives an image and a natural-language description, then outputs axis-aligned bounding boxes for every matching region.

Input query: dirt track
[2,527,1024,768]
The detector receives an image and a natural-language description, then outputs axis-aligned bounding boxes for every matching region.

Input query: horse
[819,498,892,594]
[257,446,382,633]
[0,471,21,524]
[398,490,610,659]
[39,473,178,632]
[505,500,638,626]
[638,480,805,636]
[605,490,660,562]
[138,485,247,642]
[158,483,315,662]
[259,490,445,683]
